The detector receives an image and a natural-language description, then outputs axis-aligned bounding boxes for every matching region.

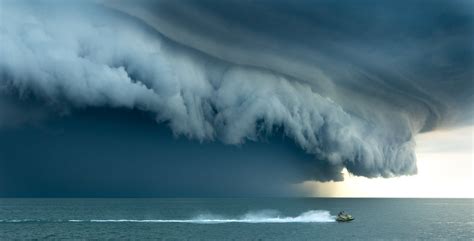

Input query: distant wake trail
[0,210,336,224]
[71,210,335,224]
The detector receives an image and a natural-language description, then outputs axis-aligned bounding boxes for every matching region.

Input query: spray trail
[0,210,336,224]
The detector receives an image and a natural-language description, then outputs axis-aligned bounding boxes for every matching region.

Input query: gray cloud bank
[0,0,472,182]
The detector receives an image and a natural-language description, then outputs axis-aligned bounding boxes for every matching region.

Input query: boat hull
[336,218,354,222]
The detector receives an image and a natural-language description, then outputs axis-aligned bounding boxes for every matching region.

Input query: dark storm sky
[0,0,472,196]
[0,107,327,197]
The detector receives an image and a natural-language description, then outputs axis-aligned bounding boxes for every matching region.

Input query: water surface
[0,198,472,240]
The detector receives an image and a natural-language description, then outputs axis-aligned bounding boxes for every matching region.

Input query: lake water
[0,198,472,240]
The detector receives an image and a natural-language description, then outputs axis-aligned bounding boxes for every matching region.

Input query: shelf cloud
[0,0,472,187]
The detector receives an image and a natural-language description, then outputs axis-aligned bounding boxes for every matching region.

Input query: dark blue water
[0,198,472,240]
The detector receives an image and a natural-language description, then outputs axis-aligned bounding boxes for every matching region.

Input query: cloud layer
[0,0,472,182]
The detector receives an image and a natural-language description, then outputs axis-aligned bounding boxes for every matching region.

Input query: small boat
[336,213,354,222]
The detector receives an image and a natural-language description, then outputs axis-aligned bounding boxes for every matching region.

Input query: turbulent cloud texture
[0,0,472,183]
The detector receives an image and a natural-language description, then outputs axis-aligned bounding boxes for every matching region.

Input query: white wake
[68,210,335,224]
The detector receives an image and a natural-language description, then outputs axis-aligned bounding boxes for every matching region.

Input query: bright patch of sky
[300,126,474,198]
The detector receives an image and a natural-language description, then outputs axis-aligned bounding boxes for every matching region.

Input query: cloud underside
[0,0,472,182]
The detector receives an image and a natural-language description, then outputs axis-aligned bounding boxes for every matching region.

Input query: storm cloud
[0,0,472,193]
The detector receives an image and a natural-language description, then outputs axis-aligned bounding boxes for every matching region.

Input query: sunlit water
[0,198,472,240]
